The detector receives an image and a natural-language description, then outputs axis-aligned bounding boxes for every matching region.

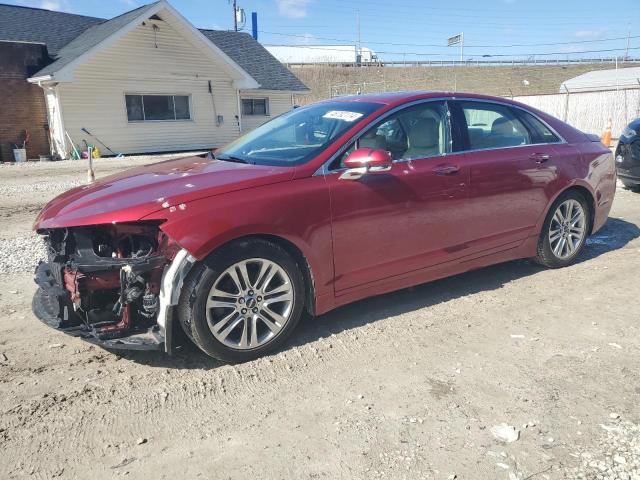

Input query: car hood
[34,156,295,230]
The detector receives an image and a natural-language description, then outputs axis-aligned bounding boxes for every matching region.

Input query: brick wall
[0,42,50,162]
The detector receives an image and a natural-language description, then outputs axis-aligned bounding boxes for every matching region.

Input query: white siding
[58,18,242,155]
[239,91,293,132]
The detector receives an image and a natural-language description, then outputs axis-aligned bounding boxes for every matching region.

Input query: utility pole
[356,10,361,51]
[232,0,238,31]
[356,10,361,66]
[625,24,631,61]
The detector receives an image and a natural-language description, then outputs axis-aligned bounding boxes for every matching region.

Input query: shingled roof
[199,30,308,92]
[0,2,308,92]
[0,4,101,56]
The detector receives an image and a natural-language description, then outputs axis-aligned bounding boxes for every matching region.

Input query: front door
[326,100,471,293]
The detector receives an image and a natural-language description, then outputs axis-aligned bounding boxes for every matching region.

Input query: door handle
[433,164,460,176]
[529,153,550,163]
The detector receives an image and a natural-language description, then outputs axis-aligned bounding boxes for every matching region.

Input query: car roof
[328,91,516,107]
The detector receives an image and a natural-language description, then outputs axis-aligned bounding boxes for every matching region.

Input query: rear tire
[178,238,305,363]
[535,190,591,268]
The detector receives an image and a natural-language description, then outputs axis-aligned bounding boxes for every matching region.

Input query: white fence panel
[513,88,640,138]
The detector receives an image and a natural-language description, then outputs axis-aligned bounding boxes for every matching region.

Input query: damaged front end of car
[33,222,195,352]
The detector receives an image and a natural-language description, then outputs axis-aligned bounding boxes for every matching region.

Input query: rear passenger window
[460,101,531,150]
[517,110,561,144]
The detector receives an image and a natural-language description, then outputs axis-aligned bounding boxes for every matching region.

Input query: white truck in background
[265,45,380,65]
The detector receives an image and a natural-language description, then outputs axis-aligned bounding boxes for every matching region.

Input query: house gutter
[27,75,54,85]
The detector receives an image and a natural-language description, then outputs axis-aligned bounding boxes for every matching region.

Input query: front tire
[178,238,305,363]
[535,190,591,268]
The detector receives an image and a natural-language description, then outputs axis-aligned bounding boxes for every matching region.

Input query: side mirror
[340,148,393,180]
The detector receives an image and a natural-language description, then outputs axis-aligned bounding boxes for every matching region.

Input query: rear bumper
[33,262,165,350]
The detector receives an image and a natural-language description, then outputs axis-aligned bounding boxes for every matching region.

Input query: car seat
[403,118,440,159]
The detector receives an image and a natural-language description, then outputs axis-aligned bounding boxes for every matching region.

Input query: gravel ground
[0,153,203,273]
[0,181,83,197]
[0,235,45,275]
[0,155,639,479]
[569,418,640,479]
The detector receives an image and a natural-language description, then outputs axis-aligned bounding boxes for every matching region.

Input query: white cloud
[558,45,584,54]
[574,28,608,40]
[15,0,71,11]
[276,0,312,19]
[40,0,62,10]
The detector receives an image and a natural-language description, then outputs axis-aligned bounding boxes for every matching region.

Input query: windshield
[216,101,383,166]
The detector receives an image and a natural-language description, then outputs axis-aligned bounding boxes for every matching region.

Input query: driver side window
[329,101,450,170]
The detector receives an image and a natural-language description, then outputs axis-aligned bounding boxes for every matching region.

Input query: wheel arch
[561,184,596,234]
[537,183,597,235]
[199,233,317,317]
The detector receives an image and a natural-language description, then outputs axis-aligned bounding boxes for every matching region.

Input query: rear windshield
[216,101,383,166]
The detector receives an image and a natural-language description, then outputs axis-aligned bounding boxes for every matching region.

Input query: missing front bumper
[32,248,196,353]
[33,262,164,350]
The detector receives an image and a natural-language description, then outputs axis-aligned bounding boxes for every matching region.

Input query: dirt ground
[1,155,639,480]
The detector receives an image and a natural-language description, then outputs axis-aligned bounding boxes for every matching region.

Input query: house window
[242,98,268,116]
[125,94,191,121]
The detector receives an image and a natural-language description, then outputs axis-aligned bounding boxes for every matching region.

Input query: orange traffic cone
[600,118,612,147]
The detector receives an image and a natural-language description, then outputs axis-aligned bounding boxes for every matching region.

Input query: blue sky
[5,0,640,61]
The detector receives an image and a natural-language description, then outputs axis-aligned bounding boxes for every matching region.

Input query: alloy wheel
[548,199,586,259]
[205,258,294,350]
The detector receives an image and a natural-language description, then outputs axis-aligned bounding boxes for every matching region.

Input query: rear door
[450,100,560,253]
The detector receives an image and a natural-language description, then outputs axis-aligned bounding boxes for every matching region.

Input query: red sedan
[33,92,616,362]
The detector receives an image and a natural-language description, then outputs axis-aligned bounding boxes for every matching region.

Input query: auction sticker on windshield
[323,111,364,122]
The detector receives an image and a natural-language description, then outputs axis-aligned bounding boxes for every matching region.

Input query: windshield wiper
[215,154,252,164]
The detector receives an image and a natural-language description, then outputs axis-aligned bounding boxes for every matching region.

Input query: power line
[260,30,640,49]
[263,42,640,59]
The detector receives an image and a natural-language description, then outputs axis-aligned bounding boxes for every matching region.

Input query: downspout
[53,84,69,160]
[236,89,243,134]
[36,81,53,156]
[208,80,220,127]
[39,82,68,160]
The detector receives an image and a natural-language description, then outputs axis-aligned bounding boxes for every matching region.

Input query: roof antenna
[152,23,159,48]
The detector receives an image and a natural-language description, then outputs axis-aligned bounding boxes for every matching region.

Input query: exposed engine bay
[33,223,181,350]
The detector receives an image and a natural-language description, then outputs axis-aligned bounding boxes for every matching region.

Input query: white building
[560,66,640,93]
[1,1,308,158]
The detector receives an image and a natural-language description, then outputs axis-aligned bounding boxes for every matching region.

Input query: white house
[0,1,308,159]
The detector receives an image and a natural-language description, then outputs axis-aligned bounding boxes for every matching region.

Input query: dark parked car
[33,92,616,363]
[615,118,640,191]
